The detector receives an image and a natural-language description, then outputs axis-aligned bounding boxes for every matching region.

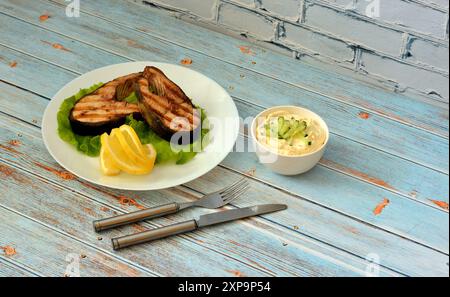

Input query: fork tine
[221,177,246,193]
[220,178,247,196]
[223,184,250,203]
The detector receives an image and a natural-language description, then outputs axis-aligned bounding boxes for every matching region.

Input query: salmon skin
[135,66,201,144]
[69,73,142,135]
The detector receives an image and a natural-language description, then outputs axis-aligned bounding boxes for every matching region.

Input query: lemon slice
[119,125,148,157]
[100,133,121,176]
[112,127,149,165]
[102,129,153,175]
[143,144,157,171]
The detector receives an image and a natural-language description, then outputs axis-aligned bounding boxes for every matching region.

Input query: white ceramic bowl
[251,106,329,175]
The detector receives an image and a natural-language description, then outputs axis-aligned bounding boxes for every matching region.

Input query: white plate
[42,62,239,191]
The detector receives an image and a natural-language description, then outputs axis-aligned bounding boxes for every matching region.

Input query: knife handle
[112,220,198,250]
[93,203,180,232]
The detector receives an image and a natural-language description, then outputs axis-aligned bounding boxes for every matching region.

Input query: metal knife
[111,204,287,250]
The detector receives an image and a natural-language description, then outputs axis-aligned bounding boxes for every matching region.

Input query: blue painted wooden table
[0,0,448,277]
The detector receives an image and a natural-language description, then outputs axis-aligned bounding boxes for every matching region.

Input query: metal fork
[93,178,249,232]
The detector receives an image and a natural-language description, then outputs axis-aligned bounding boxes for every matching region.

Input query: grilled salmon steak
[69,73,142,135]
[70,67,201,143]
[135,66,201,143]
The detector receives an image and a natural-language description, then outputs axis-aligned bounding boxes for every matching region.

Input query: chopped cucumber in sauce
[266,116,310,146]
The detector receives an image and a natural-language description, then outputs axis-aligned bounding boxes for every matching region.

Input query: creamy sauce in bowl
[256,110,326,156]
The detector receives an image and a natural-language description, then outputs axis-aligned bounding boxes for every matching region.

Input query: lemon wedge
[119,125,148,157]
[143,144,157,171]
[100,133,121,176]
[112,127,148,165]
[100,126,157,175]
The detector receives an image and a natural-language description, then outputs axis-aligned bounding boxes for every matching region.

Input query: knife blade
[111,204,287,250]
[196,204,287,227]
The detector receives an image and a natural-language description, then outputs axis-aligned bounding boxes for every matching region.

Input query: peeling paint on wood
[100,206,110,212]
[181,58,193,65]
[8,140,21,146]
[239,46,255,55]
[429,200,449,210]
[226,270,246,277]
[320,159,395,191]
[41,40,71,52]
[39,14,50,22]
[374,198,390,216]
[127,39,145,49]
[132,224,147,232]
[245,167,256,177]
[77,180,146,210]
[118,195,146,210]
[0,143,22,155]
[0,164,17,178]
[34,162,75,180]
[358,112,370,119]
[0,245,17,256]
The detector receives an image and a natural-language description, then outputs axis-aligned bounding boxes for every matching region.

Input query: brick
[304,3,404,56]
[259,0,301,21]
[318,0,358,9]
[360,51,449,100]
[149,0,217,20]
[407,38,449,72]
[218,2,276,40]
[354,0,448,39]
[419,0,449,10]
[321,0,449,12]
[281,23,354,61]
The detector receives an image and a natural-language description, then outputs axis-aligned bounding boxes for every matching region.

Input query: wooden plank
[0,1,448,174]
[57,0,449,136]
[0,99,447,276]
[0,206,156,277]
[0,27,448,252]
[0,258,39,277]
[0,158,373,277]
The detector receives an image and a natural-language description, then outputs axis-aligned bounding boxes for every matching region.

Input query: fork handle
[93,203,180,232]
[112,220,198,250]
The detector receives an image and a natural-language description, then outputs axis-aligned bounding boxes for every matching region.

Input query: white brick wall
[139,0,450,100]
[259,0,301,21]
[218,2,276,40]
[281,22,355,61]
[353,0,448,39]
[304,3,405,56]
[359,51,449,97]
[406,37,449,72]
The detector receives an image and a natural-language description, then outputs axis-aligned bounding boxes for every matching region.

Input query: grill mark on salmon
[143,67,195,116]
[69,73,142,135]
[136,67,201,143]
